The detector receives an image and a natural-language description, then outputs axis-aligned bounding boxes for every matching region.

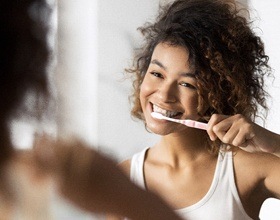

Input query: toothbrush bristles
[151,112,165,119]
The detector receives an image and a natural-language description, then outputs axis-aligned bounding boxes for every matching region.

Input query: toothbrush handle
[194,121,208,130]
[184,120,208,130]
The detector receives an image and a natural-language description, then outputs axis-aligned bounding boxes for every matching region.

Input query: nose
[157,82,177,103]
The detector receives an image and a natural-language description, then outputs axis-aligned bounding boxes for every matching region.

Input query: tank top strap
[225,150,251,218]
[130,147,149,189]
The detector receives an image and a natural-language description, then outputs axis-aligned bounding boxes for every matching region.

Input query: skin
[108,42,280,220]
[34,137,183,220]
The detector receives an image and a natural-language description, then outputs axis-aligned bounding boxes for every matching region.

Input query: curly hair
[127,0,271,153]
[0,0,50,163]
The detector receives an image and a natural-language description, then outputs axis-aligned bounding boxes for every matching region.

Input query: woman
[108,0,280,219]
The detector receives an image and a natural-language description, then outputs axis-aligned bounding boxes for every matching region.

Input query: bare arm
[107,160,131,220]
[262,154,280,199]
[34,137,183,220]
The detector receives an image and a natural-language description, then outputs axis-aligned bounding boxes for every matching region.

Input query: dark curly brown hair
[127,0,271,153]
[0,0,50,163]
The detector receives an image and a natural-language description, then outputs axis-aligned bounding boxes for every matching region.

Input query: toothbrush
[151,112,208,130]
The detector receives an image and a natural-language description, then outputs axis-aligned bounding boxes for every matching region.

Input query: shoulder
[233,148,279,171]
[233,148,280,196]
[233,149,279,176]
[231,148,280,216]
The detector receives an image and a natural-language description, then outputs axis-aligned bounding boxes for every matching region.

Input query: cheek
[182,95,200,114]
[197,95,209,115]
[139,76,153,101]
[186,94,199,106]
[190,101,199,114]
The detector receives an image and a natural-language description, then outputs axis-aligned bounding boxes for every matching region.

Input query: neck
[154,129,213,167]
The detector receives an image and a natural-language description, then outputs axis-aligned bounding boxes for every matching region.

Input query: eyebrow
[151,59,167,70]
[180,72,196,78]
[151,59,196,78]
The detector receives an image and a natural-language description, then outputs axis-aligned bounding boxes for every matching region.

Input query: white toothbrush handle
[182,120,208,130]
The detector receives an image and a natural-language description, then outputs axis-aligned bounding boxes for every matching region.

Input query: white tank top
[130,148,253,220]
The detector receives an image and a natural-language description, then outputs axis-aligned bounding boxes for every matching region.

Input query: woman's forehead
[150,42,194,72]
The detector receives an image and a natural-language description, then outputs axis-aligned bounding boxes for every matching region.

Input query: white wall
[97,0,171,159]
[55,0,98,146]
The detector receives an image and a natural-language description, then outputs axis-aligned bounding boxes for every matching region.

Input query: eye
[150,71,163,78]
[179,82,197,90]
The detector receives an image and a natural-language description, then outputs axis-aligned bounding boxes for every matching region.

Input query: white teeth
[153,104,179,118]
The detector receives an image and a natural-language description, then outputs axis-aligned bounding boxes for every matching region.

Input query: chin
[146,122,174,136]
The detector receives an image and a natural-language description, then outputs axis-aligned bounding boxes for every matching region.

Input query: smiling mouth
[152,104,183,118]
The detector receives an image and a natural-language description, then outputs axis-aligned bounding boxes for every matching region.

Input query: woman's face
[140,42,201,135]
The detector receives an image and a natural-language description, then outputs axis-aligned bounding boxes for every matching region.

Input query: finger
[212,118,234,142]
[207,114,229,141]
[231,128,255,147]
[219,126,239,145]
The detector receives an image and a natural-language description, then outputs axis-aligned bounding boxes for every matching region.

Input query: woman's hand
[207,114,280,157]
